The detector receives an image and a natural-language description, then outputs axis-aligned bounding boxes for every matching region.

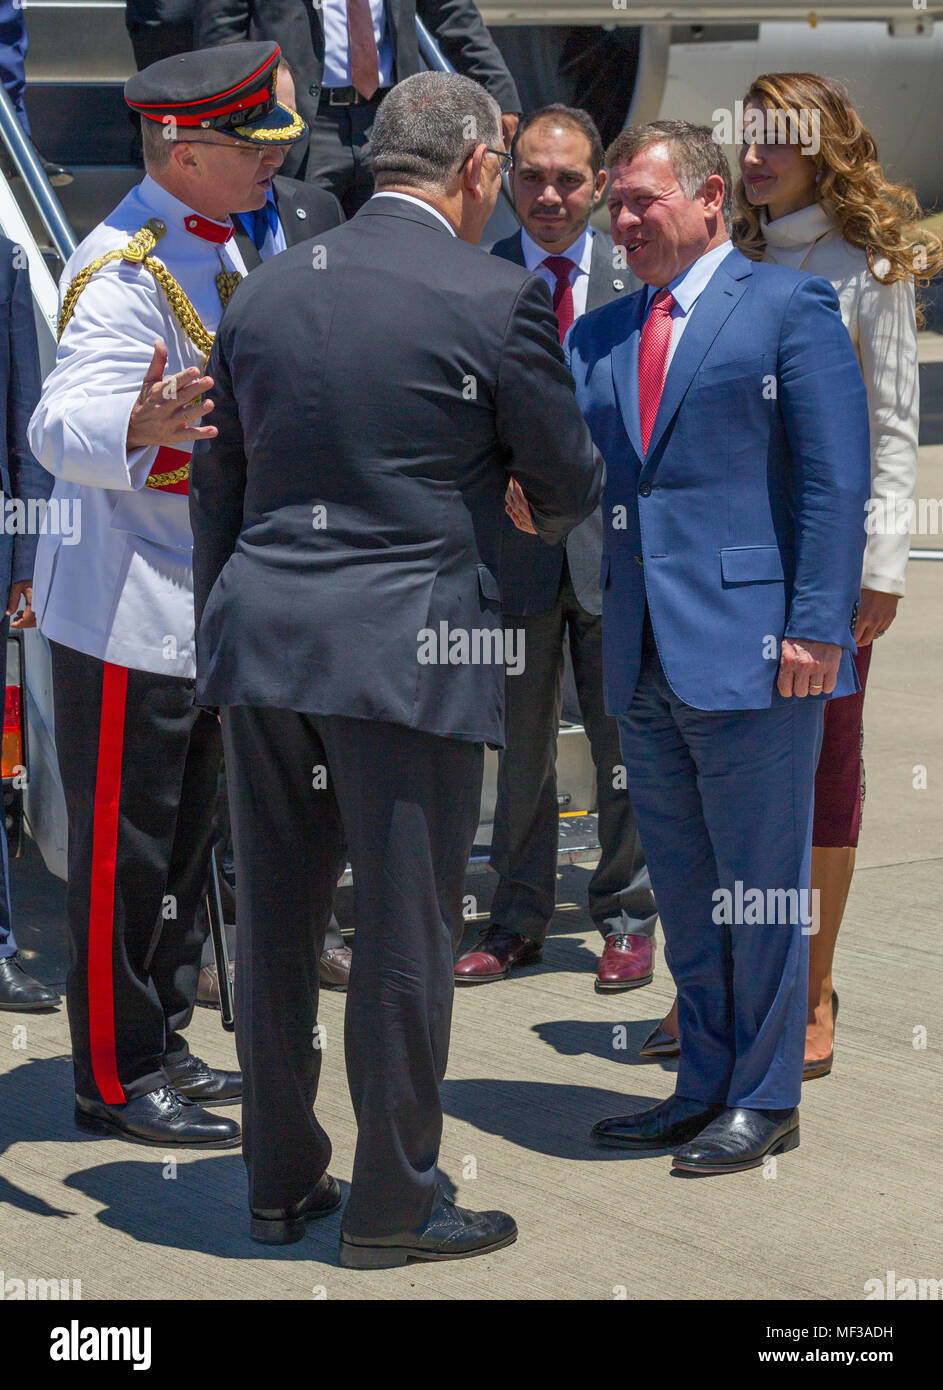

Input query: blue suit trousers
[616,622,824,1109]
[0,617,14,958]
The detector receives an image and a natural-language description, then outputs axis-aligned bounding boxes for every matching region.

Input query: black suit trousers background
[49,641,219,1103]
[287,102,380,216]
[489,560,656,943]
[221,707,483,1236]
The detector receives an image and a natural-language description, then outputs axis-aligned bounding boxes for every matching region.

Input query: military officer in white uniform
[28,43,309,1148]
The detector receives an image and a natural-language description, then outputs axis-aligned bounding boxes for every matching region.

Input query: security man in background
[194,0,522,215]
[455,105,657,993]
[27,43,308,1148]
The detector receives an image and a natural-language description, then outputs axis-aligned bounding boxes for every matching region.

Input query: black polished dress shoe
[339,1193,517,1269]
[638,1021,680,1059]
[250,1174,343,1244]
[672,1106,799,1174]
[75,1086,241,1148]
[592,1094,724,1149]
[0,953,60,1011]
[164,1053,242,1106]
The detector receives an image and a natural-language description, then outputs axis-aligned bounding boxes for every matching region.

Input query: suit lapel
[609,292,647,462]
[501,231,526,267]
[587,232,618,310]
[232,222,261,273]
[643,251,751,463]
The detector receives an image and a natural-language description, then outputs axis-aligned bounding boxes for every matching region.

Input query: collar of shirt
[370,191,457,237]
[140,174,234,244]
[644,240,736,319]
[520,224,593,280]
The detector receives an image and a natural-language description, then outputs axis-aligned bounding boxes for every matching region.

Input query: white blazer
[760,201,919,597]
[28,175,247,677]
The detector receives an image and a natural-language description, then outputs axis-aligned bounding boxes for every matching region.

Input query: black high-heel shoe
[802,989,838,1081]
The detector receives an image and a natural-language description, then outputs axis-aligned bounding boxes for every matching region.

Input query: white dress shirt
[643,239,736,365]
[28,175,248,677]
[370,191,457,235]
[521,224,593,321]
[322,0,394,89]
[761,201,919,596]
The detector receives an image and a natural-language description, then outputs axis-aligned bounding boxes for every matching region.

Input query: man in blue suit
[0,237,58,1010]
[562,121,870,1173]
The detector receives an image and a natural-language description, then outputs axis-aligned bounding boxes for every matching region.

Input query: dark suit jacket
[193,0,522,139]
[232,174,344,271]
[190,195,602,746]
[0,239,50,592]
[492,226,637,616]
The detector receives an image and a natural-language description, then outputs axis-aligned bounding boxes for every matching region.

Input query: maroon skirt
[812,643,873,848]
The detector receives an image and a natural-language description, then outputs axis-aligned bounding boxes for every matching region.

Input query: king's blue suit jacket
[566,247,871,715]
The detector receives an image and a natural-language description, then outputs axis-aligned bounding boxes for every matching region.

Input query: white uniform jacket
[28,175,248,677]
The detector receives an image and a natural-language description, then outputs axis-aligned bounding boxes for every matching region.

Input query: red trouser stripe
[87,662,129,1104]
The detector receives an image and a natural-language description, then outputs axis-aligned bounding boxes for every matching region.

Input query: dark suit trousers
[489,560,656,944]
[221,707,483,1237]
[290,101,381,216]
[49,642,219,1103]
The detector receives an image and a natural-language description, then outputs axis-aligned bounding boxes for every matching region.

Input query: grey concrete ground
[1,343,941,1302]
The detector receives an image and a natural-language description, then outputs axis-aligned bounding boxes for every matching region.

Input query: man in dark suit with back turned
[195,0,521,214]
[455,105,657,994]
[190,71,602,1268]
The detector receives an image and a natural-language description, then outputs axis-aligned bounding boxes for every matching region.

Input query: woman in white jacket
[641,72,942,1078]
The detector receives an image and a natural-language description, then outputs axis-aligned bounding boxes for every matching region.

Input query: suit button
[639,483,652,497]
[309,84,321,97]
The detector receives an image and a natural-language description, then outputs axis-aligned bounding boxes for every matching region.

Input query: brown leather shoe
[454,927,541,984]
[595,933,654,992]
[319,945,352,990]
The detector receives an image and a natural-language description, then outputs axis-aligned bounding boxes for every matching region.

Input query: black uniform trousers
[49,641,220,1104]
[489,559,656,944]
[287,94,387,217]
[221,706,483,1238]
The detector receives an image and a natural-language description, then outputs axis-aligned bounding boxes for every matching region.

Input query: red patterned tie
[542,255,576,344]
[347,0,380,100]
[638,288,676,454]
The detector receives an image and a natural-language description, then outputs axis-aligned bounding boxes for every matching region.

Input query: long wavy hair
[733,72,942,323]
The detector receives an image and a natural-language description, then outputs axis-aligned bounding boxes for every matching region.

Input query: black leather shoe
[250,1174,343,1244]
[0,954,60,1011]
[164,1053,242,1106]
[672,1106,799,1174]
[339,1193,517,1269]
[75,1086,241,1148]
[592,1094,724,1149]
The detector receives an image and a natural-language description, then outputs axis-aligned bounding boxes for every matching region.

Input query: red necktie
[347,0,380,100]
[542,255,576,344]
[638,288,675,454]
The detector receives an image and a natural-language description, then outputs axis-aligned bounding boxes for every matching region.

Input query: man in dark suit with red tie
[455,105,657,994]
